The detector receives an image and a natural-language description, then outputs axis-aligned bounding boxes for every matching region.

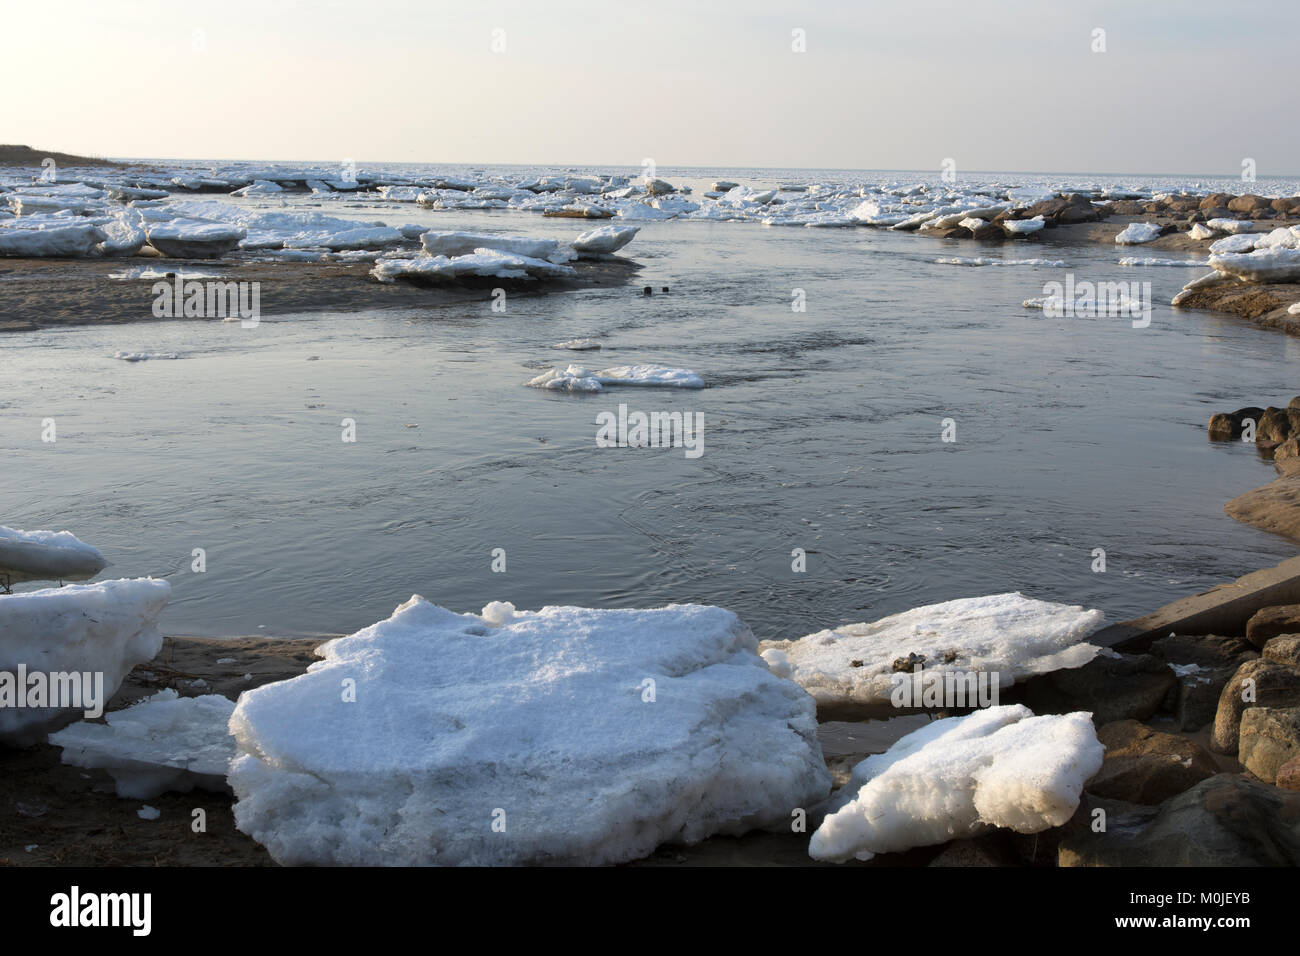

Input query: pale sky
[5,0,1298,175]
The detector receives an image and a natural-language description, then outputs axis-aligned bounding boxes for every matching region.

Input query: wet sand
[0,256,642,333]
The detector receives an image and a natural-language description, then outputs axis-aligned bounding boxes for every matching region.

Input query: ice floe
[227,597,830,865]
[757,593,1103,719]
[146,219,246,258]
[1119,257,1208,267]
[1114,222,1164,245]
[808,705,1103,862]
[371,250,576,284]
[935,257,1064,267]
[0,526,106,585]
[112,352,182,362]
[419,230,570,262]
[0,579,170,746]
[0,220,107,257]
[527,364,704,392]
[48,690,236,798]
[571,224,639,257]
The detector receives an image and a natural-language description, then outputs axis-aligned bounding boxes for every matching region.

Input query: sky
[4,0,1299,176]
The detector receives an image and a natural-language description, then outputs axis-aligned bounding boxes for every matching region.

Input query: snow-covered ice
[571,224,639,257]
[808,705,1103,862]
[757,593,1103,717]
[418,231,568,262]
[0,579,170,746]
[1115,222,1163,245]
[371,250,576,284]
[527,364,704,392]
[49,690,236,799]
[0,526,106,584]
[227,597,830,865]
[146,219,246,258]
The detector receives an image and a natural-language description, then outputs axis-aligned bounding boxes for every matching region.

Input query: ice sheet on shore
[0,579,169,746]
[1119,257,1208,267]
[371,250,576,284]
[146,219,246,258]
[527,363,704,392]
[936,257,1064,267]
[1115,222,1163,245]
[0,221,107,257]
[227,598,830,865]
[757,593,1103,716]
[808,705,1103,862]
[419,230,569,262]
[48,690,235,798]
[0,526,106,584]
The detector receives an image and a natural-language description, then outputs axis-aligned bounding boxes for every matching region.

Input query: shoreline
[6,543,1298,867]
[0,256,641,334]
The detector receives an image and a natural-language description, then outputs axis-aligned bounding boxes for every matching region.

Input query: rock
[1277,754,1300,790]
[1226,476,1300,541]
[1263,634,1300,667]
[1022,652,1176,725]
[1246,604,1300,648]
[1149,634,1259,730]
[1228,194,1268,214]
[926,835,1019,867]
[1276,437,1300,464]
[1087,720,1219,804]
[1150,633,1257,669]
[967,220,1003,240]
[1239,706,1300,784]
[1058,774,1300,866]
[1256,406,1300,445]
[1199,192,1234,212]
[1208,406,1265,440]
[641,178,676,196]
[1273,197,1299,215]
[1211,658,1300,753]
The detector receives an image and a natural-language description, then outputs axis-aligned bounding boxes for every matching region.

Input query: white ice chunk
[1003,216,1046,235]
[420,231,562,261]
[757,593,1103,716]
[571,224,639,256]
[0,579,170,746]
[526,363,704,391]
[49,690,236,799]
[1209,246,1300,282]
[0,525,106,584]
[809,705,1103,862]
[228,597,830,865]
[1115,222,1163,245]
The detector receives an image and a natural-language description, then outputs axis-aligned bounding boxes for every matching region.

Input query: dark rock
[967,220,1003,241]
[1022,652,1176,725]
[1058,774,1300,866]
[1150,633,1258,669]
[925,834,1019,867]
[1246,604,1300,648]
[1238,706,1300,783]
[1174,665,1239,732]
[1199,192,1234,212]
[1211,658,1300,753]
[1208,406,1265,440]
[1256,406,1300,445]
[1087,720,1219,804]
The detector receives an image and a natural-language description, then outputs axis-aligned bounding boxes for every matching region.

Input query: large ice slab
[419,230,567,262]
[0,221,107,257]
[146,219,246,258]
[49,689,235,798]
[0,579,170,746]
[571,224,639,257]
[809,705,1103,862]
[0,525,106,584]
[758,593,1103,718]
[228,598,830,865]
[371,250,576,284]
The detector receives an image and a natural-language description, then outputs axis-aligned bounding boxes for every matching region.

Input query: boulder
[1211,658,1300,753]
[1238,706,1300,783]
[1086,720,1218,804]
[1058,774,1300,866]
[1022,652,1176,725]
[1256,406,1300,445]
[1199,192,1234,212]
[1246,604,1300,648]
[1263,634,1300,667]
[1150,633,1257,669]
[1277,754,1300,790]
[1208,406,1265,440]
[1228,194,1268,214]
